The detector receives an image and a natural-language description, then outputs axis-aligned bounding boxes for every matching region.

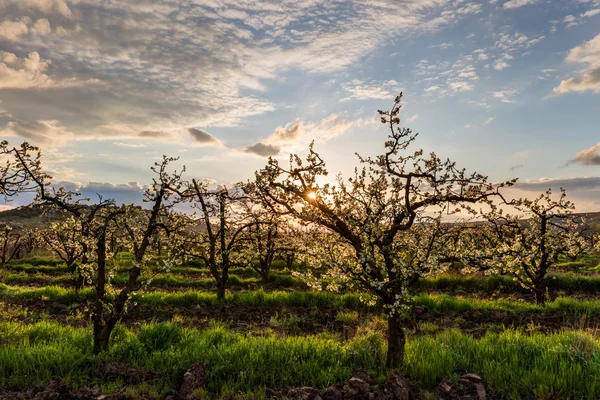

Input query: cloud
[271,121,302,142]
[187,128,223,146]
[494,32,545,52]
[63,181,146,205]
[554,33,600,94]
[482,117,495,126]
[554,68,600,94]
[514,176,600,192]
[0,51,56,89]
[0,18,29,40]
[560,8,600,28]
[493,60,510,70]
[507,176,600,211]
[340,79,401,102]
[503,0,537,8]
[113,142,146,148]
[0,118,73,145]
[138,131,172,139]
[406,114,418,123]
[0,0,486,147]
[449,81,474,92]
[493,89,519,103]
[582,9,600,17]
[242,113,376,157]
[243,142,281,157]
[566,142,600,166]
[465,116,495,129]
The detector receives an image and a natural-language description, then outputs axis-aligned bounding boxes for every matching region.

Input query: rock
[386,371,411,400]
[473,382,487,400]
[321,386,343,400]
[178,362,206,400]
[348,377,370,393]
[287,387,321,400]
[459,373,487,400]
[461,373,483,382]
[437,380,452,394]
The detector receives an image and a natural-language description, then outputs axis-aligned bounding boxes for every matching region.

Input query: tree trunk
[534,288,546,305]
[216,279,226,302]
[285,253,295,269]
[260,260,270,282]
[93,229,109,354]
[261,270,269,282]
[93,324,110,353]
[386,313,406,369]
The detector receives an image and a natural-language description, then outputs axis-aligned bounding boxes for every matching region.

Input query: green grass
[418,272,600,295]
[8,257,66,267]
[0,284,367,309]
[2,320,600,399]
[6,263,70,274]
[0,320,385,396]
[6,283,600,324]
[413,293,600,319]
[406,329,600,399]
[1,270,306,291]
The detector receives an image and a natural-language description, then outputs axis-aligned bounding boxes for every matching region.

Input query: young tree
[177,183,256,301]
[18,228,39,260]
[248,93,511,368]
[89,158,185,352]
[0,225,23,267]
[466,188,586,304]
[243,208,291,281]
[41,216,86,273]
[15,149,185,352]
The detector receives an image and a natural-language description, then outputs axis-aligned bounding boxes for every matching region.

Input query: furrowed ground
[3,255,600,399]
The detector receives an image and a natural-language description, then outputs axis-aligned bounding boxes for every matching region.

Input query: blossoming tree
[463,188,587,304]
[248,94,512,368]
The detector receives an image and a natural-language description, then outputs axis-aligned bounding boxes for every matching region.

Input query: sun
[307,191,317,200]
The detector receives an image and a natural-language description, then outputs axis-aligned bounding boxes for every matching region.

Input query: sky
[1,0,600,210]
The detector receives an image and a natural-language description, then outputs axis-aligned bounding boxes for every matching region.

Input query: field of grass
[3,256,600,399]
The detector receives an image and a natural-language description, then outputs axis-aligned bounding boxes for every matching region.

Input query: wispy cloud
[340,79,401,102]
[465,117,495,129]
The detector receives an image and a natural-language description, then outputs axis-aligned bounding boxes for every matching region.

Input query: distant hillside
[0,204,63,228]
[1,203,599,232]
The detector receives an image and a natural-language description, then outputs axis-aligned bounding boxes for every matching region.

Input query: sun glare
[307,191,317,200]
